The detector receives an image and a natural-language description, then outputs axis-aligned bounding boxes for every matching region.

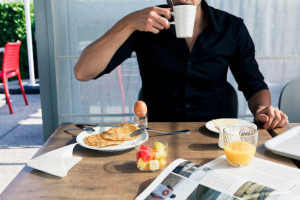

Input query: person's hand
[254,106,289,130]
[124,7,172,34]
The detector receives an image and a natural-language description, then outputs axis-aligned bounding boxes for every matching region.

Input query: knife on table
[75,123,123,128]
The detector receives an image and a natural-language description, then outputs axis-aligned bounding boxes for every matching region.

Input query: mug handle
[170,12,175,25]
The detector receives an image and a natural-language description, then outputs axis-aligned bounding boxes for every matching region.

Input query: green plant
[0,1,36,80]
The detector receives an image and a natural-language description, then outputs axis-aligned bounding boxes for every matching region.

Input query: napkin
[27,143,82,177]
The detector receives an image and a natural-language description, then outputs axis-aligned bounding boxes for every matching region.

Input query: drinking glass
[223,126,258,167]
[218,122,257,149]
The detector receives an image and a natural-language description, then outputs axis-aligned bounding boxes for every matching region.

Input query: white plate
[205,118,257,134]
[76,126,148,152]
[265,126,300,160]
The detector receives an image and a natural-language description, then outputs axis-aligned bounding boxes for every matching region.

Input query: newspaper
[136,156,300,200]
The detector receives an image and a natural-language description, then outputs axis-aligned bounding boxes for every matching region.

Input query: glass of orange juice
[223,126,258,167]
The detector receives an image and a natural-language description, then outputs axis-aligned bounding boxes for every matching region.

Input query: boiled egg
[134,101,147,118]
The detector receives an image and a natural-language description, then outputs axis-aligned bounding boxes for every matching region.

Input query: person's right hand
[124,7,172,34]
[254,106,289,130]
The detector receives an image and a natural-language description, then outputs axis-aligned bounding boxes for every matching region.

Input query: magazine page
[136,159,240,200]
[193,168,299,200]
[136,157,300,200]
[169,160,286,200]
[135,159,187,200]
[204,155,300,195]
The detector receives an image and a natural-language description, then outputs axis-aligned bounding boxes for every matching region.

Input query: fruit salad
[136,140,168,171]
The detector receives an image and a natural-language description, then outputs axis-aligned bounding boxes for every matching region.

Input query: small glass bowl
[135,139,168,172]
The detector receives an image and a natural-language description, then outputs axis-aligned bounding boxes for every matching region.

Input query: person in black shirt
[74,0,289,130]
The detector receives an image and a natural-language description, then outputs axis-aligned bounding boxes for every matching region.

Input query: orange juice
[224,141,256,166]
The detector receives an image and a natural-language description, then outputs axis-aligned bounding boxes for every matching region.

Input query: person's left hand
[254,106,289,130]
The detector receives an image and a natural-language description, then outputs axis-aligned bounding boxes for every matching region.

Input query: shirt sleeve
[94,31,136,79]
[229,21,269,100]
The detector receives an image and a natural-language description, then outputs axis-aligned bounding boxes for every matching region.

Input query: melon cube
[154,151,166,160]
[137,158,149,170]
[159,158,167,168]
[149,160,160,171]
[137,149,152,162]
[153,141,165,151]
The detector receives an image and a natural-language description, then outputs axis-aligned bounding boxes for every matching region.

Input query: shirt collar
[202,0,221,33]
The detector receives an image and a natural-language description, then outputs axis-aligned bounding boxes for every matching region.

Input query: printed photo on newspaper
[136,156,300,200]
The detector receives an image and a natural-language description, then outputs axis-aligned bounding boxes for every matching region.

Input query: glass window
[52,0,300,123]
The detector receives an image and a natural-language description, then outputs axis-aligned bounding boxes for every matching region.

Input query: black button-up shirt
[97,1,268,122]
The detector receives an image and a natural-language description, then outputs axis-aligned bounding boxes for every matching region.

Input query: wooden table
[1,122,297,199]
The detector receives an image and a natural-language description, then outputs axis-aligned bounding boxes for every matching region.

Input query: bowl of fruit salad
[135,140,168,172]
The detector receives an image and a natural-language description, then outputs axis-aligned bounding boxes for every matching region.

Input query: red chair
[0,41,28,114]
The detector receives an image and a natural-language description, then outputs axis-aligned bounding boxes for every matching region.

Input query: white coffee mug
[170,5,197,38]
